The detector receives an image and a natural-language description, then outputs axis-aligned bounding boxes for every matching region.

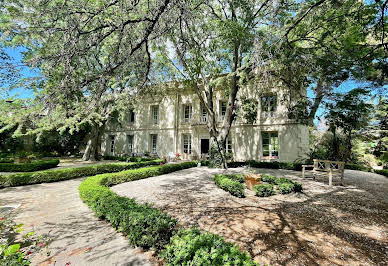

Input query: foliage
[274,177,293,185]
[0,213,50,266]
[160,228,257,266]
[241,98,258,124]
[226,174,245,183]
[293,181,303,192]
[0,159,162,188]
[261,174,277,184]
[0,159,59,172]
[228,161,306,171]
[278,183,295,194]
[345,163,372,172]
[209,145,223,168]
[375,169,388,177]
[214,174,245,198]
[253,183,274,197]
[79,162,197,249]
[102,155,156,162]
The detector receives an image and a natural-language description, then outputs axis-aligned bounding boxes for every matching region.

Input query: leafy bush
[161,228,257,266]
[253,183,274,197]
[274,177,293,185]
[227,174,245,183]
[345,163,372,172]
[261,174,277,184]
[0,159,60,172]
[375,169,388,177]
[0,159,163,188]
[79,161,196,249]
[0,158,13,163]
[293,181,303,192]
[278,183,295,194]
[214,174,245,198]
[102,155,156,162]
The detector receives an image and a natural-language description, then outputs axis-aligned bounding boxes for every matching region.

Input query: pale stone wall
[101,83,309,162]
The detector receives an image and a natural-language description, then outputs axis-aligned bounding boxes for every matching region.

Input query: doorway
[200,139,210,154]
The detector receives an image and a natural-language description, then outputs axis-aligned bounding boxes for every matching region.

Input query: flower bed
[214,174,245,198]
[0,159,60,172]
[254,175,302,197]
[0,159,162,188]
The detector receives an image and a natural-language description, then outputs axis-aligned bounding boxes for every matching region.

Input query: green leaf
[4,244,20,256]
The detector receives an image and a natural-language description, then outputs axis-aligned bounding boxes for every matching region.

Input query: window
[261,95,277,112]
[151,105,159,124]
[262,132,279,158]
[127,135,134,153]
[220,101,227,118]
[150,134,158,153]
[226,138,232,153]
[201,105,207,122]
[182,134,192,154]
[109,135,115,154]
[129,109,135,124]
[183,104,192,123]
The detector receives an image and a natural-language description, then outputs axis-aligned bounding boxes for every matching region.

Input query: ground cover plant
[253,183,274,197]
[161,228,257,266]
[0,159,60,172]
[214,174,245,198]
[0,159,162,188]
[256,175,302,196]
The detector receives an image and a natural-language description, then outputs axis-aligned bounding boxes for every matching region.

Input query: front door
[200,139,210,154]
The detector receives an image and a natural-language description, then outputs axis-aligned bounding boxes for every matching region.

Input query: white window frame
[151,105,159,125]
[201,105,207,123]
[127,135,134,153]
[109,135,115,154]
[183,104,192,123]
[262,132,279,158]
[261,95,277,113]
[226,138,233,154]
[182,134,192,154]
[220,100,227,118]
[150,134,158,154]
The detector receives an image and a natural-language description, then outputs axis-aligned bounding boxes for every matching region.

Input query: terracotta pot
[245,174,261,190]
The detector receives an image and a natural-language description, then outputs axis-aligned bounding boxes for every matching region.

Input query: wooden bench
[302,159,345,186]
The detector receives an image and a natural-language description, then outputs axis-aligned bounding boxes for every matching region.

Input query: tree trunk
[331,124,339,160]
[82,122,106,161]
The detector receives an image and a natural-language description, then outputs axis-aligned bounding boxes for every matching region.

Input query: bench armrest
[302,165,314,168]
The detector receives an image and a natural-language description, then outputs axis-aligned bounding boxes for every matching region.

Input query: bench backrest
[313,159,345,172]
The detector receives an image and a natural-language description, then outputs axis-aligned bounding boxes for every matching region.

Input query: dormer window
[261,95,277,112]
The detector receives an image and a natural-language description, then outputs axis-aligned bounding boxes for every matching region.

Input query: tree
[0,0,177,160]
[324,88,373,162]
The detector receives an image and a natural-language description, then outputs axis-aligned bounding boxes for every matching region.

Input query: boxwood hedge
[0,159,60,172]
[0,159,163,188]
[214,174,245,198]
[375,169,388,177]
[79,161,197,249]
[253,183,274,197]
[161,228,257,266]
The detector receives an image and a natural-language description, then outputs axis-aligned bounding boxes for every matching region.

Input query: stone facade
[102,84,309,162]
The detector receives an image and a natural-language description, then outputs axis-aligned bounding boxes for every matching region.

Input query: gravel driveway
[113,167,388,266]
[0,178,152,266]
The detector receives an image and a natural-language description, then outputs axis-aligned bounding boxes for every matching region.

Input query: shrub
[161,228,257,266]
[227,174,245,183]
[228,161,305,171]
[0,158,13,163]
[275,177,293,185]
[278,183,295,194]
[0,159,163,188]
[261,174,277,184]
[345,163,372,172]
[0,159,60,172]
[375,169,388,177]
[253,183,274,197]
[103,155,155,162]
[293,181,303,192]
[79,161,197,249]
[214,174,245,198]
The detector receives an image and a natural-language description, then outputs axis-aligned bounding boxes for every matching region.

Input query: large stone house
[101,81,309,162]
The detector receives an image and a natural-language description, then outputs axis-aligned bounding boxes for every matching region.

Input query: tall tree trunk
[307,80,325,126]
[82,122,106,161]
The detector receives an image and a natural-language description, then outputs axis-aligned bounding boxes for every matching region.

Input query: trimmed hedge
[261,174,277,184]
[0,158,14,163]
[375,169,388,177]
[253,183,274,197]
[226,173,245,183]
[0,159,163,188]
[228,160,305,171]
[79,161,197,249]
[345,163,372,172]
[0,159,60,172]
[161,228,257,266]
[103,155,156,162]
[214,174,245,198]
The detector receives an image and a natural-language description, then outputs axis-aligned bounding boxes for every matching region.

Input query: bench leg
[341,173,344,186]
[302,167,305,178]
[329,170,333,187]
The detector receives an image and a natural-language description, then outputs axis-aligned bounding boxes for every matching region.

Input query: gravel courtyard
[113,167,388,266]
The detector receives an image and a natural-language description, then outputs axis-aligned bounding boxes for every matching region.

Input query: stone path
[113,167,388,266]
[0,178,151,266]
